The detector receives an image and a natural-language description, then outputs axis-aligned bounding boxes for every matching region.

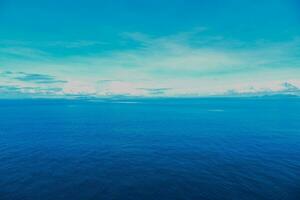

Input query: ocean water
[0,98,300,200]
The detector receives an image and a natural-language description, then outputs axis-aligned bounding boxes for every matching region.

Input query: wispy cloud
[0,47,49,59]
[138,88,172,95]
[1,71,67,84]
[0,85,64,98]
[14,72,67,84]
[223,82,300,97]
[1,30,300,97]
[0,40,106,49]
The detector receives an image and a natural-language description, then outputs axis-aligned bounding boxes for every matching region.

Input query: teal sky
[1,0,300,97]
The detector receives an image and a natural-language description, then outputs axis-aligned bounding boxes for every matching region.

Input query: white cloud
[1,31,300,97]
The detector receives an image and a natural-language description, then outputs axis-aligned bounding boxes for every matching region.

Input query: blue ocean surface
[0,97,300,200]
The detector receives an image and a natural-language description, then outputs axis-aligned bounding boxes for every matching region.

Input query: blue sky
[0,0,300,97]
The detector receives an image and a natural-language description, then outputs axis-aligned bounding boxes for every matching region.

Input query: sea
[0,97,300,200]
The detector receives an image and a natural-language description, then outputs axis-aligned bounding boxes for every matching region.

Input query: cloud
[0,47,48,59]
[14,72,67,84]
[222,82,300,97]
[281,82,300,92]
[97,79,123,84]
[0,40,106,49]
[52,41,107,48]
[138,88,171,95]
[0,85,64,98]
[0,85,21,93]
[1,71,67,84]
[0,71,14,76]
[1,29,300,97]
[70,31,300,82]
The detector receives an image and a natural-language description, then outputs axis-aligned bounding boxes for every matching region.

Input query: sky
[0,0,300,98]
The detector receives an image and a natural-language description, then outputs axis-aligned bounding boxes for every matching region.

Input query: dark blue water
[0,98,300,200]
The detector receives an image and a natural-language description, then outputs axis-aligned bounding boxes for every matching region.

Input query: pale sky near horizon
[1,0,300,98]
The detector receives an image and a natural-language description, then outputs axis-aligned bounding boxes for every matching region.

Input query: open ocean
[0,97,300,200]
